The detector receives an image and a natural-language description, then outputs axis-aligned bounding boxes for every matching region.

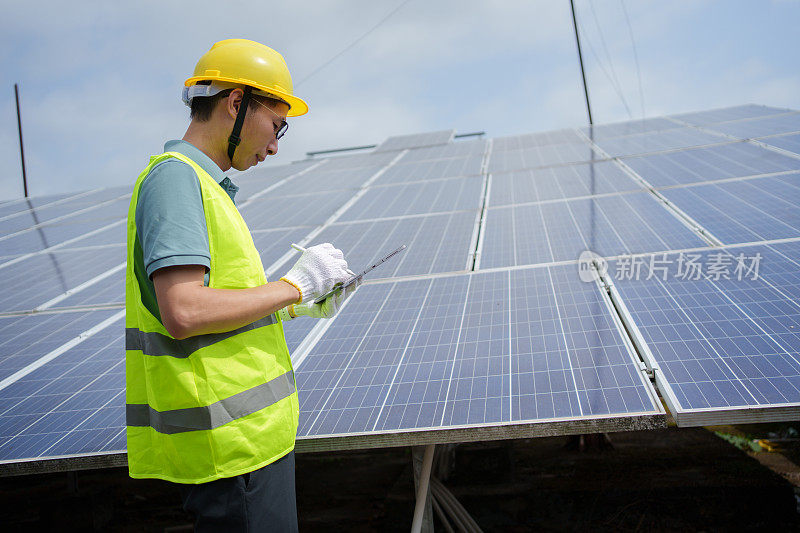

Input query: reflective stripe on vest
[127,370,295,434]
[126,314,277,358]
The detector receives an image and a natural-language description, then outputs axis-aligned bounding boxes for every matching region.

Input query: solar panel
[606,242,800,425]
[0,309,121,384]
[759,133,800,156]
[0,247,125,312]
[53,269,124,308]
[492,130,585,151]
[264,166,385,197]
[489,160,642,207]
[295,265,662,444]
[374,130,455,152]
[622,142,800,187]
[315,151,401,171]
[240,189,355,229]
[705,112,800,139]
[594,128,727,158]
[400,139,487,160]
[337,177,484,221]
[252,227,316,269]
[487,143,597,173]
[0,188,128,236]
[659,173,800,244]
[582,118,680,140]
[373,155,485,185]
[671,104,791,126]
[5,108,800,474]
[271,210,479,280]
[0,321,124,462]
[479,192,706,269]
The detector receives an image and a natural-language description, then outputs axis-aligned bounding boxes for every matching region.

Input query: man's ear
[226,88,244,120]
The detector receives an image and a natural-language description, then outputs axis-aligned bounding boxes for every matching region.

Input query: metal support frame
[411,444,435,533]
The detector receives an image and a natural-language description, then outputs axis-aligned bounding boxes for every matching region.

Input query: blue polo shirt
[134,139,239,320]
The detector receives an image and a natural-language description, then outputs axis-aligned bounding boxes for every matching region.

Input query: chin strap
[227,86,253,163]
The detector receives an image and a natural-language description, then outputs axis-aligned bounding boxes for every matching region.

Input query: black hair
[190,86,286,122]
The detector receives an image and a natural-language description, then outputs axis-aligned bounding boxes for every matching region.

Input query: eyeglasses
[252,98,289,140]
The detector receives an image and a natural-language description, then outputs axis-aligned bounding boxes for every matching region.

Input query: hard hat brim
[184,75,308,117]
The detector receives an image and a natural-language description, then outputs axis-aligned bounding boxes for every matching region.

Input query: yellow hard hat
[185,39,308,117]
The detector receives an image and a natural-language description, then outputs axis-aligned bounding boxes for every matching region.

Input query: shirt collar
[164,140,238,202]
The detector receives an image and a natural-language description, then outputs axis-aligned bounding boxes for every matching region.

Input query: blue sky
[0,0,798,200]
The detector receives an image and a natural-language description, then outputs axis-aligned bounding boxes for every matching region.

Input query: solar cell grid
[0,188,129,236]
[373,155,485,185]
[0,193,79,220]
[659,173,800,244]
[400,139,487,161]
[265,166,383,197]
[759,133,800,156]
[594,128,726,158]
[375,130,455,152]
[489,160,641,207]
[706,112,800,139]
[0,247,125,312]
[317,151,400,171]
[607,245,800,425]
[0,309,120,384]
[582,118,679,140]
[479,192,706,269]
[338,176,484,221]
[0,323,124,461]
[491,130,585,151]
[272,210,477,279]
[294,265,661,443]
[252,227,315,270]
[487,143,598,173]
[240,189,354,229]
[53,270,124,308]
[622,142,800,187]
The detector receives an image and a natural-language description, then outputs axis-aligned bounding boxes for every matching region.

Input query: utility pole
[569,0,593,125]
[14,83,29,197]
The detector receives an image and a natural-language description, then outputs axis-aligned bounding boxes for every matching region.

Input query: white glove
[279,277,361,320]
[280,243,351,304]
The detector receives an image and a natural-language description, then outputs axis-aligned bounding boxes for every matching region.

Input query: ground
[1,425,799,532]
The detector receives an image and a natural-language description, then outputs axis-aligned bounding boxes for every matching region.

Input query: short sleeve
[135,159,211,278]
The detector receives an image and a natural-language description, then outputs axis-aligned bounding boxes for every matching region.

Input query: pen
[290,243,306,253]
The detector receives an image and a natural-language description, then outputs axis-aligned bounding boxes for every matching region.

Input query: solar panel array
[2,103,799,474]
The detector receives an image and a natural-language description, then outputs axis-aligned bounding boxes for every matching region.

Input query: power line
[295,0,415,88]
[620,0,645,119]
[587,0,632,119]
[573,4,632,120]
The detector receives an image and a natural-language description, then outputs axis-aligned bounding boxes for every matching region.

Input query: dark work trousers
[179,451,298,533]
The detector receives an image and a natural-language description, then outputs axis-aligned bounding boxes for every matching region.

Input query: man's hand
[286,278,360,320]
[280,243,351,304]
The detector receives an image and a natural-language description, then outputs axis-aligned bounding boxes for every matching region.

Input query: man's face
[233,99,290,171]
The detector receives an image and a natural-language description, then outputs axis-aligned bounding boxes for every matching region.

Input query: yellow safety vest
[125,151,299,484]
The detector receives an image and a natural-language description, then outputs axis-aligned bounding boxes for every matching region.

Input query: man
[125,39,355,532]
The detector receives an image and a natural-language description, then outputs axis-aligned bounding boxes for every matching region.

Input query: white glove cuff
[279,275,308,304]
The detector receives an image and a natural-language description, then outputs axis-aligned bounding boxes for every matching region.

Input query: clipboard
[314,245,407,304]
